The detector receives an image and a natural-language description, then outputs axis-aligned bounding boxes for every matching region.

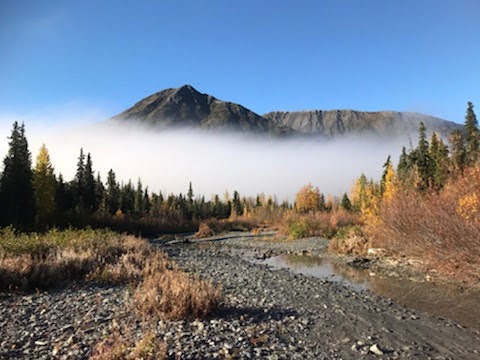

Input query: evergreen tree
[143,187,151,214]
[33,144,56,229]
[94,173,105,212]
[429,133,450,191]
[74,148,86,209]
[380,155,392,195]
[55,174,66,212]
[232,190,243,215]
[0,122,35,229]
[120,180,135,213]
[414,122,432,191]
[212,194,223,217]
[397,147,411,184]
[106,169,120,215]
[83,153,96,212]
[134,179,144,215]
[340,193,352,211]
[55,173,73,215]
[449,130,466,172]
[186,182,194,219]
[187,182,194,205]
[464,101,479,165]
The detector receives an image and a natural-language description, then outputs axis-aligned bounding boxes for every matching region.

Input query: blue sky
[1,0,479,123]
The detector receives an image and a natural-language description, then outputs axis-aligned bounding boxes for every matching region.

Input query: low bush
[134,269,221,321]
[194,218,258,238]
[279,210,361,240]
[328,226,369,256]
[90,330,166,360]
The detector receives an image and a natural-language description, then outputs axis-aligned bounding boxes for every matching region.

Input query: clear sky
[1,0,479,123]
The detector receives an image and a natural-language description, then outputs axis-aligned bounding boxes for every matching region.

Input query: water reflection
[263,254,480,330]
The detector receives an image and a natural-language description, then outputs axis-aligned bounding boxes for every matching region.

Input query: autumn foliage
[295,183,322,213]
[347,103,480,284]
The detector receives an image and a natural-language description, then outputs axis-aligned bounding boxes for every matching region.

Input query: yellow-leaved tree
[295,183,321,213]
[382,162,397,203]
[33,144,56,229]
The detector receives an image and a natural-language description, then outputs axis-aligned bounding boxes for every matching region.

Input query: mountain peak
[174,84,200,95]
[111,85,287,135]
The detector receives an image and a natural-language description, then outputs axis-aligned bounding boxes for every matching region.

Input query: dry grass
[0,227,222,318]
[0,227,223,319]
[134,269,221,321]
[0,228,152,291]
[279,210,361,240]
[90,330,166,360]
[368,167,480,283]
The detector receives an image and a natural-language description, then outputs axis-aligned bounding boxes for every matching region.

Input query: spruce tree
[94,173,105,212]
[340,193,352,211]
[55,173,72,216]
[380,155,392,195]
[143,187,151,214]
[429,133,450,191]
[414,122,432,191]
[397,147,410,184]
[83,153,96,213]
[0,122,35,229]
[232,190,243,215]
[120,180,135,213]
[106,169,120,215]
[464,101,479,165]
[134,179,144,215]
[74,148,86,210]
[449,130,466,172]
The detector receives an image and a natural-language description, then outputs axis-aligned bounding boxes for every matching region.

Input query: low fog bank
[0,120,408,200]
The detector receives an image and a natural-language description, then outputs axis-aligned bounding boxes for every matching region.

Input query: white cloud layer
[0,114,408,201]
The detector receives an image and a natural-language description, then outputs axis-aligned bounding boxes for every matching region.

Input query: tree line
[349,102,479,215]
[0,123,288,233]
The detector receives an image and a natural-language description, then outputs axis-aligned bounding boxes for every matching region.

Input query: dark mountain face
[111,85,293,136]
[111,85,461,139]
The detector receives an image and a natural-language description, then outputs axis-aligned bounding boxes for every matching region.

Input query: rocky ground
[1,233,480,359]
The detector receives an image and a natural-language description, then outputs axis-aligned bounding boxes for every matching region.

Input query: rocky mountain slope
[111,85,293,136]
[264,110,460,139]
[111,85,462,139]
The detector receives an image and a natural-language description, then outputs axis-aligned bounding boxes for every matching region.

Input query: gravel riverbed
[1,235,479,359]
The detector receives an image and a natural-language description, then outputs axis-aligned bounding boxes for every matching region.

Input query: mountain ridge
[111,85,462,139]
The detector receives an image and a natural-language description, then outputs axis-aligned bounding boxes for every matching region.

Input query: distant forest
[0,102,477,239]
[0,122,293,234]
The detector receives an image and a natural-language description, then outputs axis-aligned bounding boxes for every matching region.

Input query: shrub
[194,218,257,238]
[368,166,480,283]
[279,210,361,240]
[134,269,221,321]
[90,330,166,360]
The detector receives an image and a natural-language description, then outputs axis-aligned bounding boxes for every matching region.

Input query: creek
[261,254,480,330]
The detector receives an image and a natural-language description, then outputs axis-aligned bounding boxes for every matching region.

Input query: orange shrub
[369,166,480,283]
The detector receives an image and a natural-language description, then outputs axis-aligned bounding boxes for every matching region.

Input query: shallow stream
[262,254,480,330]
